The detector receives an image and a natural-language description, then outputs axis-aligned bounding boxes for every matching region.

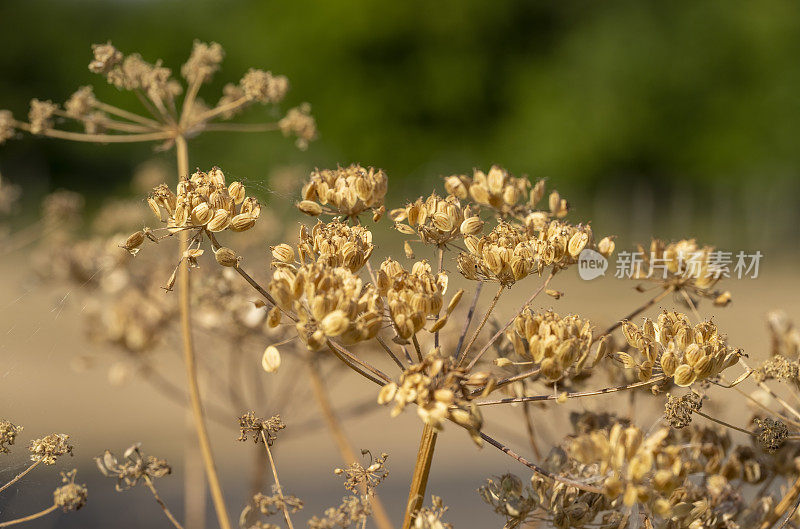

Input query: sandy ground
[1,250,799,528]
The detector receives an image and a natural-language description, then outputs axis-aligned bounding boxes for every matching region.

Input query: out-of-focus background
[1,1,800,528]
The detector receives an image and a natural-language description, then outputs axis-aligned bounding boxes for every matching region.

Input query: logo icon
[578,249,607,281]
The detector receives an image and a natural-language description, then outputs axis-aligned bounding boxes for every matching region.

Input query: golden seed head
[261,345,281,373]
[214,247,239,267]
[300,164,387,218]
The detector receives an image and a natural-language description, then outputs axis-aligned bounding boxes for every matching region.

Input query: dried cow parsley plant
[53,470,89,512]
[0,419,22,453]
[238,412,286,446]
[95,444,171,490]
[29,433,73,465]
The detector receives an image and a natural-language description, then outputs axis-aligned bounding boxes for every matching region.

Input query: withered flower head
[64,86,98,119]
[0,419,22,453]
[299,164,388,220]
[295,219,374,273]
[95,444,171,490]
[413,496,453,529]
[0,110,15,145]
[148,167,259,234]
[753,417,789,453]
[308,495,372,529]
[378,348,484,445]
[279,103,318,150]
[390,192,483,247]
[458,221,536,286]
[240,68,289,103]
[238,412,286,446]
[334,450,389,495]
[30,433,73,465]
[506,309,596,382]
[617,311,740,386]
[53,470,88,511]
[28,99,58,135]
[376,259,453,340]
[182,40,225,84]
[89,41,123,74]
[664,391,703,429]
[268,263,382,350]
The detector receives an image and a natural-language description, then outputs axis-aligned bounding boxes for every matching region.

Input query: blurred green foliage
[1,0,800,206]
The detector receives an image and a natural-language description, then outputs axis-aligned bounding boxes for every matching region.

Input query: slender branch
[53,109,156,133]
[475,367,542,396]
[259,431,295,529]
[475,376,665,407]
[0,461,41,494]
[412,334,423,362]
[202,123,279,132]
[327,343,386,387]
[740,358,800,422]
[144,475,185,529]
[598,286,674,337]
[306,359,395,529]
[479,431,603,494]
[327,340,391,383]
[402,424,438,529]
[194,97,249,124]
[434,246,444,349]
[0,504,57,528]
[693,410,754,436]
[465,272,555,371]
[454,282,483,359]
[91,100,162,127]
[377,335,406,370]
[522,400,543,460]
[14,121,172,143]
[180,78,203,128]
[459,284,504,366]
[175,136,232,529]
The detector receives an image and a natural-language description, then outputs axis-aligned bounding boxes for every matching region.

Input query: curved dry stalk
[0,461,41,494]
[453,282,484,358]
[693,410,754,437]
[144,475,185,529]
[402,424,438,529]
[458,284,504,364]
[259,431,295,529]
[465,271,555,371]
[478,431,603,494]
[13,120,172,143]
[306,359,395,529]
[598,286,675,337]
[175,136,232,529]
[521,400,543,460]
[0,504,57,528]
[475,376,666,407]
[327,340,391,384]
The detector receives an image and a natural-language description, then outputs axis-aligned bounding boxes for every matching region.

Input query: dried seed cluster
[268,263,382,350]
[29,433,73,465]
[664,391,703,429]
[0,419,22,453]
[293,219,375,273]
[95,444,171,490]
[147,167,260,235]
[53,470,89,512]
[753,417,789,453]
[237,412,286,446]
[378,349,484,445]
[618,311,740,386]
[390,193,482,247]
[334,451,389,495]
[458,221,538,285]
[298,164,387,219]
[506,309,596,382]
[376,259,455,340]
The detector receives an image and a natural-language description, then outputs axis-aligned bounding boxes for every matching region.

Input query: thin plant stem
[144,475,185,529]
[465,272,555,371]
[180,79,203,128]
[476,376,666,407]
[0,504,57,528]
[202,123,279,132]
[327,340,391,383]
[377,335,406,370]
[434,246,444,349]
[0,461,40,494]
[478,431,603,494]
[92,100,162,127]
[740,358,800,422]
[175,135,232,529]
[723,380,800,429]
[306,359,395,529]
[522,400,543,460]
[459,284,504,365]
[194,97,248,123]
[53,109,155,133]
[14,121,172,143]
[454,282,483,359]
[259,431,295,529]
[402,424,438,529]
[412,334,423,362]
[693,410,754,436]
[598,286,674,337]
[327,343,386,387]
[760,474,800,529]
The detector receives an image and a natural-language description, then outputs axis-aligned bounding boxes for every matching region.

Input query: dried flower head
[376,259,454,340]
[0,110,15,145]
[379,348,484,444]
[242,488,304,520]
[64,86,98,119]
[28,99,58,134]
[334,450,389,495]
[755,355,800,383]
[53,469,88,511]
[308,495,372,529]
[238,412,286,446]
[295,219,375,273]
[240,68,289,103]
[299,164,388,219]
[0,419,22,453]
[279,103,317,150]
[391,192,482,247]
[268,263,382,350]
[95,444,171,490]
[506,309,596,382]
[182,40,225,84]
[30,433,73,465]
[617,311,740,386]
[664,391,703,429]
[458,221,536,285]
[413,496,452,529]
[89,41,123,74]
[753,417,789,453]
[147,167,260,235]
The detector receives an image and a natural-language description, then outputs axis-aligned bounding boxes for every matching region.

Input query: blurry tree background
[1,0,799,250]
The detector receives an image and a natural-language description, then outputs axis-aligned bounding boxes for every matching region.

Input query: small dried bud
[271,243,295,264]
[121,231,145,255]
[0,110,15,145]
[298,200,323,216]
[261,345,281,373]
[214,247,240,267]
[53,470,88,512]
[240,68,289,103]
